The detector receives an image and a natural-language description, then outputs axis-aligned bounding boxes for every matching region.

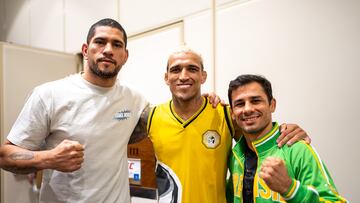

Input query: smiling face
[230,81,276,138]
[165,51,207,103]
[82,26,128,79]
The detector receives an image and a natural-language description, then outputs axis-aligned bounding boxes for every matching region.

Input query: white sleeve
[7,87,50,150]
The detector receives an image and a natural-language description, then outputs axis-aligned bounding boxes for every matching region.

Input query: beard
[242,125,267,135]
[88,59,121,79]
[241,119,272,136]
[172,90,200,103]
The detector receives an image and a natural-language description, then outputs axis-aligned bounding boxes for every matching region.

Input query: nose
[179,68,189,81]
[103,43,113,56]
[243,102,254,114]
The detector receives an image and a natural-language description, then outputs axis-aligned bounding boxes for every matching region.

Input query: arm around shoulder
[129,104,151,144]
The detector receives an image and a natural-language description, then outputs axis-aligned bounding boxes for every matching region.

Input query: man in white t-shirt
[0,18,148,203]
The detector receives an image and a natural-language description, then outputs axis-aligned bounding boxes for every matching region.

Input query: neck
[172,95,204,121]
[243,121,274,151]
[82,67,117,88]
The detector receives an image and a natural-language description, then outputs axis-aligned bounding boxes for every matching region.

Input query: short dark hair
[228,74,273,108]
[86,18,127,47]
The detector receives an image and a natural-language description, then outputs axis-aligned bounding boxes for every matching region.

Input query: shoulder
[116,83,149,104]
[115,84,150,117]
[26,76,73,102]
[209,103,232,122]
[203,101,235,137]
[147,101,171,124]
[282,141,319,161]
[35,74,76,92]
[210,98,230,114]
[283,140,310,152]
[151,100,171,112]
[117,83,147,101]
[287,140,311,150]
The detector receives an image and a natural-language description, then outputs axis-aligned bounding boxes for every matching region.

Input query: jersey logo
[114,110,131,120]
[202,130,221,149]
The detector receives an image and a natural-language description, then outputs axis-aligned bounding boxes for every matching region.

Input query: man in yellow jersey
[128,47,310,203]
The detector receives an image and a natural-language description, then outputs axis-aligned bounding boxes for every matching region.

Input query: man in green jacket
[226,74,347,203]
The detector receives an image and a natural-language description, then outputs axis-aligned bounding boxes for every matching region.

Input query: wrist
[281,178,297,198]
[35,150,53,170]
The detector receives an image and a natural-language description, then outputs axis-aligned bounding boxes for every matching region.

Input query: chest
[150,108,232,160]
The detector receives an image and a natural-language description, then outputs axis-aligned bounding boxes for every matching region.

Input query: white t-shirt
[7,73,148,203]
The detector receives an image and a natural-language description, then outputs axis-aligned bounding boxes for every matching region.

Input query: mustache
[97,57,116,65]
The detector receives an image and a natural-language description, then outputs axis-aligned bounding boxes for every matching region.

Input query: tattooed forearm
[10,152,34,160]
[129,105,151,144]
[3,152,37,174]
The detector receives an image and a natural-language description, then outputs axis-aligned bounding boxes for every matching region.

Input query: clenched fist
[259,157,292,195]
[46,139,84,172]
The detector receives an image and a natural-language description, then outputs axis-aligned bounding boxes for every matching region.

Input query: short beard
[242,121,270,136]
[244,127,265,135]
[89,63,121,79]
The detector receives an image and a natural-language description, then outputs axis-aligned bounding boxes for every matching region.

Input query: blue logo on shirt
[114,110,131,120]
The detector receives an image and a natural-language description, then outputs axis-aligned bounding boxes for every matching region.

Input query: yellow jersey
[148,97,234,203]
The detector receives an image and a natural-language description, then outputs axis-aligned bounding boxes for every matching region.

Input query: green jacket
[227,122,347,203]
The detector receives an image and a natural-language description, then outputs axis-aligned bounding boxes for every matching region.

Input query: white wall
[29,0,64,51]
[119,0,210,35]
[2,0,118,53]
[64,0,118,53]
[3,0,30,46]
[2,0,359,202]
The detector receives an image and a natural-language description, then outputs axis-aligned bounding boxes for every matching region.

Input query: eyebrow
[188,64,201,69]
[112,39,124,44]
[93,37,124,44]
[169,64,180,69]
[250,96,262,99]
[169,64,201,69]
[233,95,263,102]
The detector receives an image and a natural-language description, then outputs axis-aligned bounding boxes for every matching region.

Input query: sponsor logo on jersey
[114,110,131,120]
[202,130,220,149]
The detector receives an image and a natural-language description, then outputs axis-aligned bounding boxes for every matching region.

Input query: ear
[230,107,236,121]
[164,72,169,85]
[270,98,276,113]
[81,43,89,60]
[121,49,129,65]
[201,70,207,84]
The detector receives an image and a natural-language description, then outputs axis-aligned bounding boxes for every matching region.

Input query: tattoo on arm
[6,152,37,174]
[129,105,151,144]
[10,152,34,160]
